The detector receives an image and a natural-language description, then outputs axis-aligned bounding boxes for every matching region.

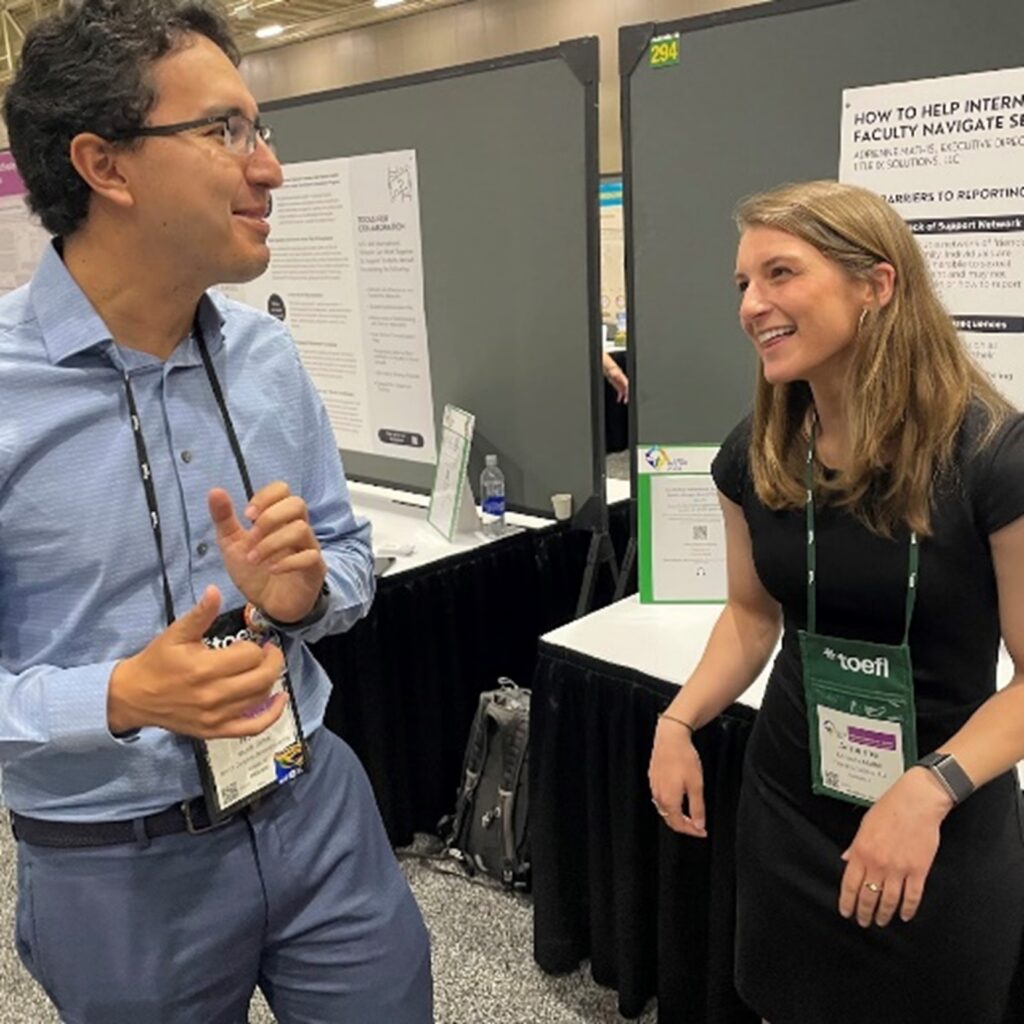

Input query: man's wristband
[256,583,330,631]
[916,751,974,805]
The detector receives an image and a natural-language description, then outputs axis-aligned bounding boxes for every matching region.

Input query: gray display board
[262,41,605,521]
[622,0,1024,453]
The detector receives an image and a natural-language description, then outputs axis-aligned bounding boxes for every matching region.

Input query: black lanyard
[120,313,254,627]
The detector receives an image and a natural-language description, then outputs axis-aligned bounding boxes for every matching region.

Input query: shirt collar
[30,239,227,366]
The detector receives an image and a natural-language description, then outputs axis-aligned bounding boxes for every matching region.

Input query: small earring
[858,308,869,332]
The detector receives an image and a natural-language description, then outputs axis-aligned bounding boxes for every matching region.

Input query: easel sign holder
[427,404,479,540]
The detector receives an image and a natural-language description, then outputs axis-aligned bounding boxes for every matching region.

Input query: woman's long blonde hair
[734,180,1011,537]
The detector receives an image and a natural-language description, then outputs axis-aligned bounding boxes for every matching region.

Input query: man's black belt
[9,795,247,848]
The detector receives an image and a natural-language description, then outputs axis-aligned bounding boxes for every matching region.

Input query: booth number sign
[649,33,680,69]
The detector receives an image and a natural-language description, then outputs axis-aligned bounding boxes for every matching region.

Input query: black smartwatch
[916,751,974,805]
[259,583,330,631]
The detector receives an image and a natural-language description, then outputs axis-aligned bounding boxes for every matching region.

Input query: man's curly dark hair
[3,0,239,238]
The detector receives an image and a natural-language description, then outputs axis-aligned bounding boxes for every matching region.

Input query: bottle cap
[485,454,498,467]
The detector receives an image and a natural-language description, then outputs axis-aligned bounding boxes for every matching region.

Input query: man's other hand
[107,585,287,738]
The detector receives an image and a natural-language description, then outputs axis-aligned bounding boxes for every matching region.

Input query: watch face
[921,752,973,804]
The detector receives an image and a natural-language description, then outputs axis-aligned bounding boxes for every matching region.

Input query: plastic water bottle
[480,454,506,537]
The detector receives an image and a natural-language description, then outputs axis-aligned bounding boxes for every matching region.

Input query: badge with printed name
[194,604,309,822]
[800,631,918,807]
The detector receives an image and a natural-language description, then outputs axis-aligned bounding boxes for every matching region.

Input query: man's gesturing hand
[108,586,288,738]
[208,483,327,624]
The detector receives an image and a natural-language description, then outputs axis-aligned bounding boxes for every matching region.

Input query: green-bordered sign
[649,33,680,70]
[637,444,726,604]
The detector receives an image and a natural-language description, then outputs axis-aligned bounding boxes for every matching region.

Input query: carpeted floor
[0,826,654,1023]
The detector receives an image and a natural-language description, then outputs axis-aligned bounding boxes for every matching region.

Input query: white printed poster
[839,68,1024,404]
[0,151,50,295]
[599,178,626,338]
[637,445,726,604]
[223,150,437,462]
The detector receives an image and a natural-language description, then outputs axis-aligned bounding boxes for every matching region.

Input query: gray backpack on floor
[442,678,531,891]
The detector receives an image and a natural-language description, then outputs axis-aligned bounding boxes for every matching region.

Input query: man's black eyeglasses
[118,113,273,155]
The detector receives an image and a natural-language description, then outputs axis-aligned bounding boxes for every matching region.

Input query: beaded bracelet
[658,712,695,734]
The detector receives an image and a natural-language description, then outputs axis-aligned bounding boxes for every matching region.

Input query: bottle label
[482,495,506,516]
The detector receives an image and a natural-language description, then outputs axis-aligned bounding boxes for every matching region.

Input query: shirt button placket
[180,449,203,557]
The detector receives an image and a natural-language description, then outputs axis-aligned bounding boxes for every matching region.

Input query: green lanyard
[800,422,920,805]
[804,424,918,641]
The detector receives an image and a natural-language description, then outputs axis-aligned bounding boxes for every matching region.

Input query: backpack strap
[496,690,530,885]
[447,691,495,849]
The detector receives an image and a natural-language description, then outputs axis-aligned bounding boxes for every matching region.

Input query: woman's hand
[838,767,953,927]
[648,717,708,837]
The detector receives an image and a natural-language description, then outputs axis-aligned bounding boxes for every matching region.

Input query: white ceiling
[225,0,472,55]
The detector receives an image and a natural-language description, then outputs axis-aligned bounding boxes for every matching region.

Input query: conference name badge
[194,604,309,822]
[800,632,917,807]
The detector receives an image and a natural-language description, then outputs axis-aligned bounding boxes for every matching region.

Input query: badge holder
[801,633,917,807]
[194,605,311,825]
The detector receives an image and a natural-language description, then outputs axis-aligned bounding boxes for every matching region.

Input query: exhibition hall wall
[240,0,767,173]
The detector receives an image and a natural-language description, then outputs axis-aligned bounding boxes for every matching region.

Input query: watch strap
[258,583,330,632]
[916,751,974,805]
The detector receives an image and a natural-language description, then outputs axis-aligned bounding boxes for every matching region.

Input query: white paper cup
[551,493,573,521]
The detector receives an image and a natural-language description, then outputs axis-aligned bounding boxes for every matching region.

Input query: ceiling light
[255,23,284,38]
[373,0,406,8]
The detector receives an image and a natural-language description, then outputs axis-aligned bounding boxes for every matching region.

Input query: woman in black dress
[648,180,1024,1024]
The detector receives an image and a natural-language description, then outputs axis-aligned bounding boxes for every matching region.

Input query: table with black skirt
[311,485,631,847]
[529,597,1024,1023]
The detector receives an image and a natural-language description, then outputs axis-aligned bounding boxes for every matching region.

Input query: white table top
[606,477,630,505]
[347,480,552,577]
[542,595,771,710]
[348,478,630,579]
[541,594,1016,715]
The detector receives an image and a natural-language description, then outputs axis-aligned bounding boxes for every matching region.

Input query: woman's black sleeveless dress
[711,407,1024,1024]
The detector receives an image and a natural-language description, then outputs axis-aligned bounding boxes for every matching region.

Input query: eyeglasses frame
[113,113,273,155]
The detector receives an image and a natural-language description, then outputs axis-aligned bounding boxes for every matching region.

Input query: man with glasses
[0,2,432,1021]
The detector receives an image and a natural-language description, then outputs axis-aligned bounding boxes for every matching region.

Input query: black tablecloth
[530,642,1024,1023]
[531,643,757,1022]
[312,502,632,846]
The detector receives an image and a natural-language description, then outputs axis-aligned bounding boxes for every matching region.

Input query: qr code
[221,783,239,806]
[824,771,839,788]
[693,525,708,540]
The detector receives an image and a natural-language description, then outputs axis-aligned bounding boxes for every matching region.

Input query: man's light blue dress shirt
[0,242,375,820]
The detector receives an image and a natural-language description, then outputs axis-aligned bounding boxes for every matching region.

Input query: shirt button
[197,542,209,557]
[180,450,193,463]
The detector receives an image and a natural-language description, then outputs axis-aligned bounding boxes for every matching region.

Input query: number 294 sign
[649,33,680,69]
